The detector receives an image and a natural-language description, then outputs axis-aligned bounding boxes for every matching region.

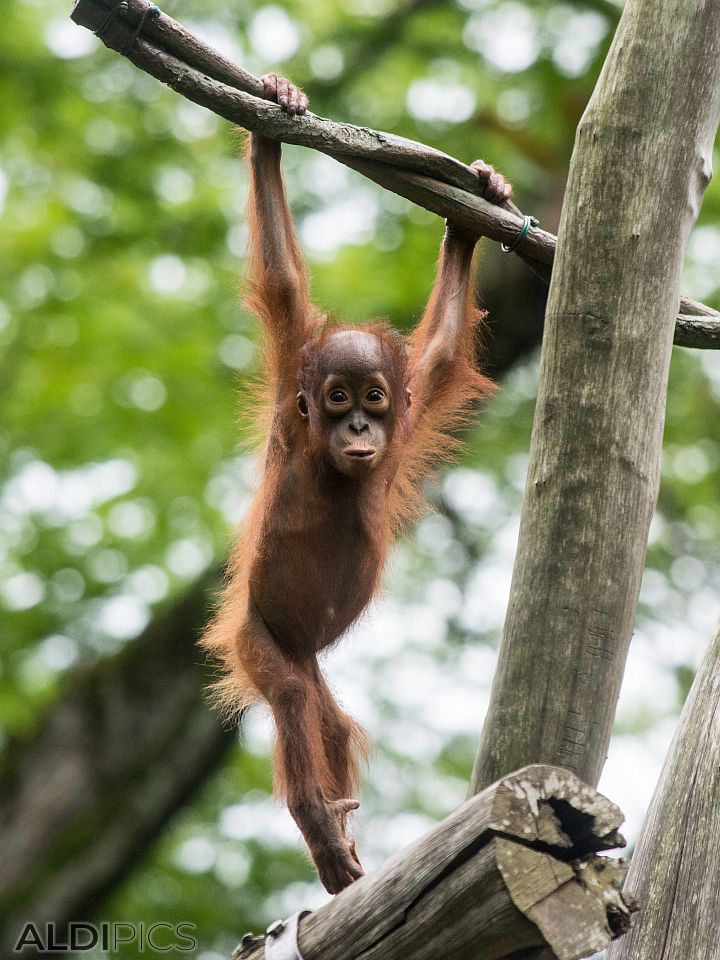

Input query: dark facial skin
[298,331,396,478]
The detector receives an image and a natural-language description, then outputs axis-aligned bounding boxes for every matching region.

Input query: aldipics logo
[13,922,198,953]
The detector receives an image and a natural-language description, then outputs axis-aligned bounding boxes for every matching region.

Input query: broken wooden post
[233,765,636,960]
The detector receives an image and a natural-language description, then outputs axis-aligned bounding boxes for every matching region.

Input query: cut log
[233,765,636,960]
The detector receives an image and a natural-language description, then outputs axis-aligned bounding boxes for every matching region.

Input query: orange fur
[200,131,496,894]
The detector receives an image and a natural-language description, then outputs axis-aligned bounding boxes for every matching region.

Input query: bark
[68,0,720,349]
[606,620,720,960]
[234,766,635,960]
[0,569,235,958]
[674,311,720,349]
[472,0,720,794]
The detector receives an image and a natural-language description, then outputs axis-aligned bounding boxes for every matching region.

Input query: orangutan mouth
[344,447,376,459]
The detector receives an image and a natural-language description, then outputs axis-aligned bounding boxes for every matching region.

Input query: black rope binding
[94,1,161,55]
[122,4,161,54]
[93,0,128,38]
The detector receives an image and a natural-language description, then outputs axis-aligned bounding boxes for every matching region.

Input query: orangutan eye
[329,389,348,404]
[365,388,385,403]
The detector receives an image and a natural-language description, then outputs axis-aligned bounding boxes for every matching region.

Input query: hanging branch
[69,0,720,349]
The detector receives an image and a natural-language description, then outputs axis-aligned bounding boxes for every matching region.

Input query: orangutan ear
[296,392,309,419]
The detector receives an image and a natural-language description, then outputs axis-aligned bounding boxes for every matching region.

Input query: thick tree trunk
[472,0,720,793]
[234,766,635,960]
[0,570,235,958]
[606,620,720,960]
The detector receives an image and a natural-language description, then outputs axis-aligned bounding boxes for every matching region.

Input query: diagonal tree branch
[70,0,720,349]
[606,620,720,960]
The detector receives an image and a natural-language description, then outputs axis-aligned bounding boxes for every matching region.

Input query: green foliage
[2,0,720,953]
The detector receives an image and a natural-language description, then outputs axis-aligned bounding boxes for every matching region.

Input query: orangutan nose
[349,413,370,434]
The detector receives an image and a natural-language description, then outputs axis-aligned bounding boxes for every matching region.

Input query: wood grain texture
[471,0,720,795]
[232,766,635,960]
[69,0,720,349]
[606,621,720,960]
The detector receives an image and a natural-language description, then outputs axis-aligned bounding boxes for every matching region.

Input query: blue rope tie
[501,215,539,254]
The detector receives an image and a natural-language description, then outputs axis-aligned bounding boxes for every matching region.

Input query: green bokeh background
[2,1,719,955]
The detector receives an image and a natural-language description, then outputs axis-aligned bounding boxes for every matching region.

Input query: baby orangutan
[202,75,510,894]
